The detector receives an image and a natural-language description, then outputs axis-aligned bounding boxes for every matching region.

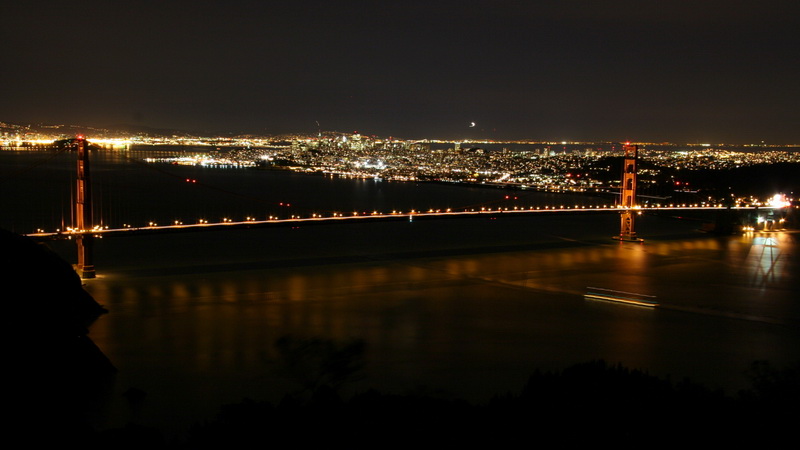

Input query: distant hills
[3,120,800,146]
[1,121,196,138]
[0,120,333,140]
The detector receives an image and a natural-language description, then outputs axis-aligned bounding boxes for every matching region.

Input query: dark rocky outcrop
[1,228,115,440]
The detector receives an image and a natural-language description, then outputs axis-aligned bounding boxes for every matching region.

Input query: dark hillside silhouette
[2,229,115,442]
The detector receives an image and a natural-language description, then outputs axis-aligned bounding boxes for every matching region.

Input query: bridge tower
[615,144,641,241]
[74,136,95,278]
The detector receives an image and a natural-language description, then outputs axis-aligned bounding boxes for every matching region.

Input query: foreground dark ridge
[80,359,800,447]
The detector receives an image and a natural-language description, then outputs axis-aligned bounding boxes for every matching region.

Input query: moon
[469,121,476,127]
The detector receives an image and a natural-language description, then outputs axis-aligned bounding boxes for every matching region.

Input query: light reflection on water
[79,226,800,434]
[743,234,789,287]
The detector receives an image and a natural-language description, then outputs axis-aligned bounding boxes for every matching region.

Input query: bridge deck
[25,205,774,240]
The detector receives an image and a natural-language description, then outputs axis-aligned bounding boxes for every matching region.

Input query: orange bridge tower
[615,144,642,241]
[74,136,96,278]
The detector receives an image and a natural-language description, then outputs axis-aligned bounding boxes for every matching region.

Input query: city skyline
[3,1,799,143]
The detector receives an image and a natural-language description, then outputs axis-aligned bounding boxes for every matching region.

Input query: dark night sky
[3,0,798,142]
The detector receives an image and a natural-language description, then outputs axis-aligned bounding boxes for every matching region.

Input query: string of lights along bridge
[23,138,791,278]
[27,203,784,238]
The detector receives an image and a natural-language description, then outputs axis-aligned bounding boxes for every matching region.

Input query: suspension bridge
[13,138,788,278]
